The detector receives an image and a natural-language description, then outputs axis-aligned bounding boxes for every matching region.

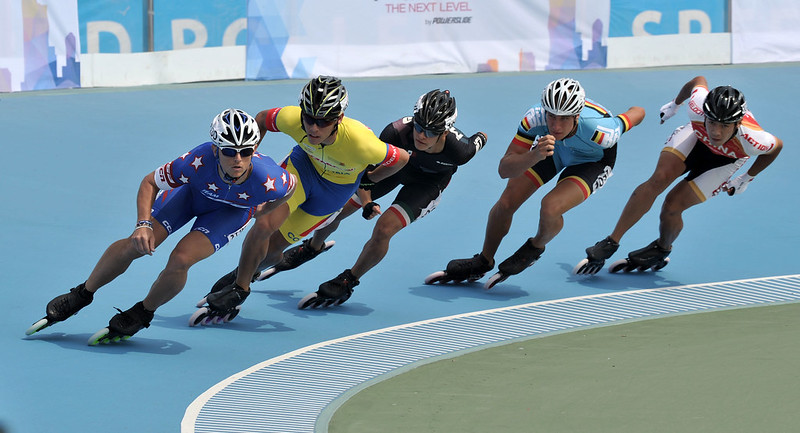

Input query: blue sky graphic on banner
[246,0,301,80]
[77,0,246,53]
[610,0,727,37]
[0,0,80,92]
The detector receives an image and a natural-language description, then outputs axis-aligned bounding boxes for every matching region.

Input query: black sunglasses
[302,112,337,127]
[414,123,442,138]
[219,147,255,157]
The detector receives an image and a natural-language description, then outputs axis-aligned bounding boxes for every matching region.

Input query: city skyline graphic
[1,0,80,92]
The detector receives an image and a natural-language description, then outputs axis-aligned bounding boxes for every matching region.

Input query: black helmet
[413,89,457,133]
[299,76,349,118]
[703,86,746,124]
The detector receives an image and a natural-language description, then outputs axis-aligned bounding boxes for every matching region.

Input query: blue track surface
[2,63,798,433]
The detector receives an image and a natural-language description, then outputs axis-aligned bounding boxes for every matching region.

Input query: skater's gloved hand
[362,201,381,220]
[725,173,754,196]
[659,100,681,124]
[473,132,488,152]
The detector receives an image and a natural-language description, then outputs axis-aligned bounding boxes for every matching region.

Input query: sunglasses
[218,147,255,157]
[414,123,442,138]
[302,112,337,128]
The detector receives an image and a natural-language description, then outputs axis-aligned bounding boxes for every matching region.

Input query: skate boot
[254,239,336,281]
[424,254,494,285]
[485,238,545,289]
[191,283,250,326]
[26,283,94,336]
[88,301,154,345]
[609,239,671,273]
[573,236,620,275]
[197,267,260,307]
[298,269,359,309]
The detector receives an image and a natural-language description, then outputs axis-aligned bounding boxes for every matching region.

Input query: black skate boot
[254,239,336,281]
[609,239,671,273]
[298,269,359,309]
[486,238,545,289]
[88,301,154,345]
[424,253,494,285]
[573,236,620,275]
[26,283,94,336]
[198,267,258,307]
[191,283,250,326]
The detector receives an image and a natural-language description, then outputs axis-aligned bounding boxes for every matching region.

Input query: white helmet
[541,78,585,116]
[210,108,260,148]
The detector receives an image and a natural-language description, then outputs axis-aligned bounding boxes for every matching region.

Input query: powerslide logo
[430,16,472,24]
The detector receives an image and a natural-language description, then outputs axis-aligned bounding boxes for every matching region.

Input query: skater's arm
[365,147,410,183]
[131,171,160,256]
[746,137,783,176]
[498,136,554,179]
[675,76,707,105]
[619,106,646,130]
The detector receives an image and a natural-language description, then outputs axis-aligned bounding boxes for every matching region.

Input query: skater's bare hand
[131,228,156,255]
[532,135,555,161]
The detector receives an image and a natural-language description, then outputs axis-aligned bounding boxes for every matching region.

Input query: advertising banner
[247,0,611,80]
[0,0,80,92]
[731,0,800,64]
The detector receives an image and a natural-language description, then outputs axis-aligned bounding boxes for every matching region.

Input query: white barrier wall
[80,46,245,88]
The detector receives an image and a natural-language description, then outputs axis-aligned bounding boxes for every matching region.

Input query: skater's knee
[165,250,197,273]
[660,193,691,218]
[373,215,403,242]
[538,196,565,221]
[645,169,678,192]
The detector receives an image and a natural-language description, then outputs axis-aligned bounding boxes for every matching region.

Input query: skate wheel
[189,307,210,327]
[222,306,242,323]
[195,296,208,308]
[297,293,319,310]
[484,272,506,290]
[608,258,630,273]
[572,258,590,275]
[88,327,111,346]
[424,270,447,285]
[254,267,277,282]
[25,318,50,336]
[651,257,670,271]
[467,273,487,282]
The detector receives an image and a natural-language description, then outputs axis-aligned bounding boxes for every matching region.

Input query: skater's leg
[84,221,170,292]
[235,203,291,289]
[529,178,587,248]
[609,152,685,243]
[350,208,405,277]
[657,180,703,249]
[307,201,359,251]
[142,230,216,310]
[482,176,538,262]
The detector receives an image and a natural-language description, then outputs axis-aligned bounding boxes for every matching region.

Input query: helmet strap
[215,155,251,185]
[565,116,580,139]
